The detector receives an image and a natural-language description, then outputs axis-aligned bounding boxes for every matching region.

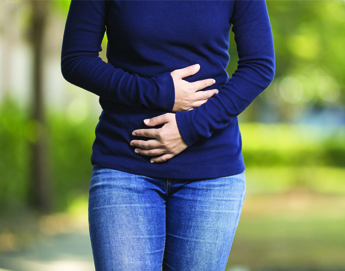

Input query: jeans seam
[166,179,170,199]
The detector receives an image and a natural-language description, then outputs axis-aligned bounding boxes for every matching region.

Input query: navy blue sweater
[61,0,275,179]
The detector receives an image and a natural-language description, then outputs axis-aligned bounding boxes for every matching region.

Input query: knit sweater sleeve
[61,0,175,111]
[175,0,275,146]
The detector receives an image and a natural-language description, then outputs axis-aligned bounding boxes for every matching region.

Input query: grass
[244,166,345,195]
[228,190,345,269]
[226,166,345,269]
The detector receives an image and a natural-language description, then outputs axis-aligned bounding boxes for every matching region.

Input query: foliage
[264,0,345,120]
[0,97,30,211]
[46,108,97,211]
[0,97,97,212]
[240,123,345,167]
[227,1,345,123]
[244,166,345,195]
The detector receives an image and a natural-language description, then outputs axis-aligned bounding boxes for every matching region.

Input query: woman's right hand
[170,64,219,112]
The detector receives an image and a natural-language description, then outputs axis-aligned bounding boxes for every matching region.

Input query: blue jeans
[88,164,246,271]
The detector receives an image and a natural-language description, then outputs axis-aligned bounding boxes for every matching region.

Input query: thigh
[163,171,246,271]
[88,164,166,271]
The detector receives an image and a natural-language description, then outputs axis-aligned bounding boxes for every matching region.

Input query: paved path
[0,230,94,271]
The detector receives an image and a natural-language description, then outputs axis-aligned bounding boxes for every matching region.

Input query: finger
[130,139,161,150]
[132,128,160,138]
[172,64,200,79]
[190,79,216,92]
[144,113,171,126]
[151,153,174,163]
[194,89,219,101]
[191,99,208,108]
[135,148,166,157]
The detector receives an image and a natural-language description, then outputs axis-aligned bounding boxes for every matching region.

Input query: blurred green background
[0,0,344,270]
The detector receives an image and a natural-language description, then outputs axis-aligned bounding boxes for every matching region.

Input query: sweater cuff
[152,71,175,112]
[175,110,200,147]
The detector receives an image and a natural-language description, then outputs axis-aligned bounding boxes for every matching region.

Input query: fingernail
[132,131,136,135]
[194,64,200,70]
[150,160,155,163]
[213,79,216,84]
[130,141,134,146]
[135,149,139,153]
[144,119,149,124]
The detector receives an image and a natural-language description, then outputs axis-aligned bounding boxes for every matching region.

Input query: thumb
[172,63,200,79]
[144,114,170,126]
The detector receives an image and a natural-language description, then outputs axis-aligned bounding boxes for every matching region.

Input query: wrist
[152,71,175,112]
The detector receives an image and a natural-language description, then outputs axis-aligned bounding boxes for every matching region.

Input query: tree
[27,0,53,212]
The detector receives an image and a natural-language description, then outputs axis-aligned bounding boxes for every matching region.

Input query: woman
[61,0,275,270]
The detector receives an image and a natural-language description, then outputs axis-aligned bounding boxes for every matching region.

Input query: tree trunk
[27,0,53,212]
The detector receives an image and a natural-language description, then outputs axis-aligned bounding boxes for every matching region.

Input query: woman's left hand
[130,113,188,163]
